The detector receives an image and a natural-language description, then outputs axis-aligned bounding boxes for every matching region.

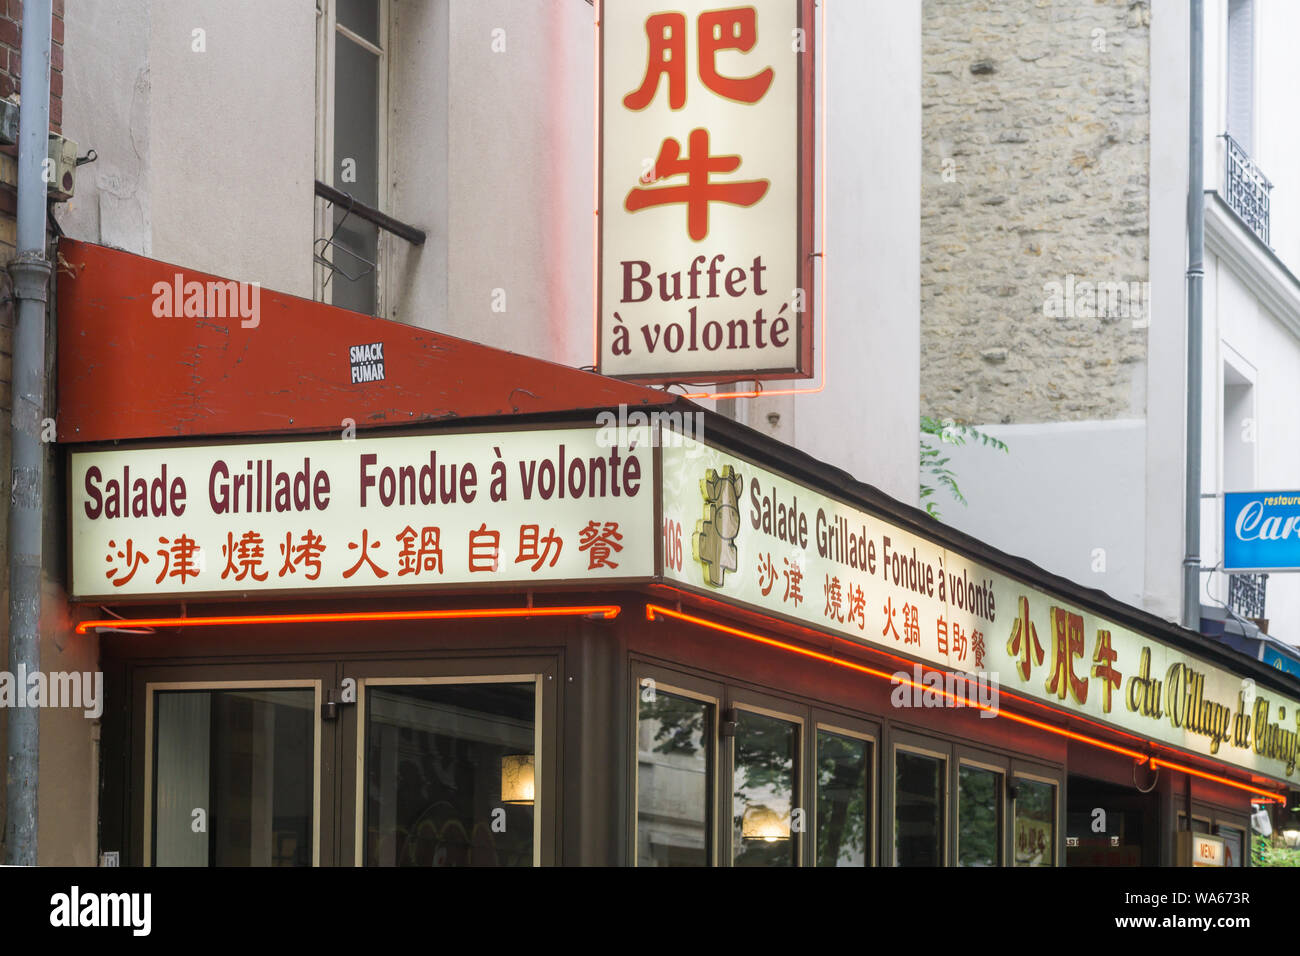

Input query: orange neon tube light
[75,604,622,635]
[644,603,1285,802]
[651,582,1160,752]
[1150,757,1279,801]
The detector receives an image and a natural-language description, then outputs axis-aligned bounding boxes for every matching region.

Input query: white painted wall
[1201,250,1300,642]
[1202,0,1300,273]
[56,0,152,254]
[1197,0,1300,646]
[149,0,316,295]
[801,0,921,504]
[57,0,315,296]
[930,421,1148,610]
[1254,1,1300,274]
[440,0,595,367]
[1247,293,1300,635]
[386,0,448,330]
[1202,0,1225,206]
[1146,0,1192,622]
[386,0,597,367]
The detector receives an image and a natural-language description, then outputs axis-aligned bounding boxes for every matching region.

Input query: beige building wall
[921,0,1151,426]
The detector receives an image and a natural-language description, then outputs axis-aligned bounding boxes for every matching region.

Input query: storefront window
[894,750,945,866]
[1014,778,1056,866]
[153,688,315,866]
[958,765,1002,866]
[636,689,713,866]
[1216,824,1244,867]
[364,681,536,866]
[1066,775,1149,865]
[733,711,799,866]
[816,730,871,866]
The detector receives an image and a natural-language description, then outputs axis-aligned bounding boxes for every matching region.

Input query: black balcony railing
[1227,571,1268,621]
[1222,132,1272,246]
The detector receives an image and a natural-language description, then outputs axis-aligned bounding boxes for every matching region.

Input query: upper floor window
[1226,0,1254,152]
[316,0,388,316]
[1222,0,1270,246]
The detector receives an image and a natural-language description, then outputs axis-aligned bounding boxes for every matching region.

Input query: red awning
[56,239,680,443]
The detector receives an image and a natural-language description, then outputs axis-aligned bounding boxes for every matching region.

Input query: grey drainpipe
[1182,0,1205,631]
[4,0,52,867]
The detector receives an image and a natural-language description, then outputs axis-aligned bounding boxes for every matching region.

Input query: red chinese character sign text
[598,0,816,383]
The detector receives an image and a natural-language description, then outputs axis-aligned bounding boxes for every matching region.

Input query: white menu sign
[598,0,815,382]
[70,428,653,599]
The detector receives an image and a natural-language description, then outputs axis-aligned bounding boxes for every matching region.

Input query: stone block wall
[921,0,1151,424]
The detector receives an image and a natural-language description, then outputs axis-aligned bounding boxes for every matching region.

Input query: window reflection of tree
[817,734,868,866]
[638,692,711,866]
[895,753,942,866]
[958,767,998,866]
[733,714,797,867]
[642,694,706,756]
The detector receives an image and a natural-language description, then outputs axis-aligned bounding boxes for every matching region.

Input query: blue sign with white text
[1262,646,1300,681]
[1224,491,1300,571]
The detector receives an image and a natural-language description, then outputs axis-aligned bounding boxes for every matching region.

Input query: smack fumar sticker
[693,465,742,587]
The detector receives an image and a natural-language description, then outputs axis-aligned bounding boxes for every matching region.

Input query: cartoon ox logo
[694,465,743,587]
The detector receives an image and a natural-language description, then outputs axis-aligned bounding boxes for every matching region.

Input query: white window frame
[143,679,325,867]
[315,0,391,317]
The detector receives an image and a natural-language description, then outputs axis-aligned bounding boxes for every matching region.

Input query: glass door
[339,656,559,866]
[730,707,801,866]
[813,720,875,867]
[136,662,336,867]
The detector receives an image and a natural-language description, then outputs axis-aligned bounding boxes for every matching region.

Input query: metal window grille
[1222,132,1272,246]
[1227,571,1267,620]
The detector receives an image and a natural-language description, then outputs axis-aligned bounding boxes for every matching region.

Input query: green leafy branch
[1253,833,1300,867]
[919,416,1009,520]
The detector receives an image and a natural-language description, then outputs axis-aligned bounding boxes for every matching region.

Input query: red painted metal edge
[55,239,681,443]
